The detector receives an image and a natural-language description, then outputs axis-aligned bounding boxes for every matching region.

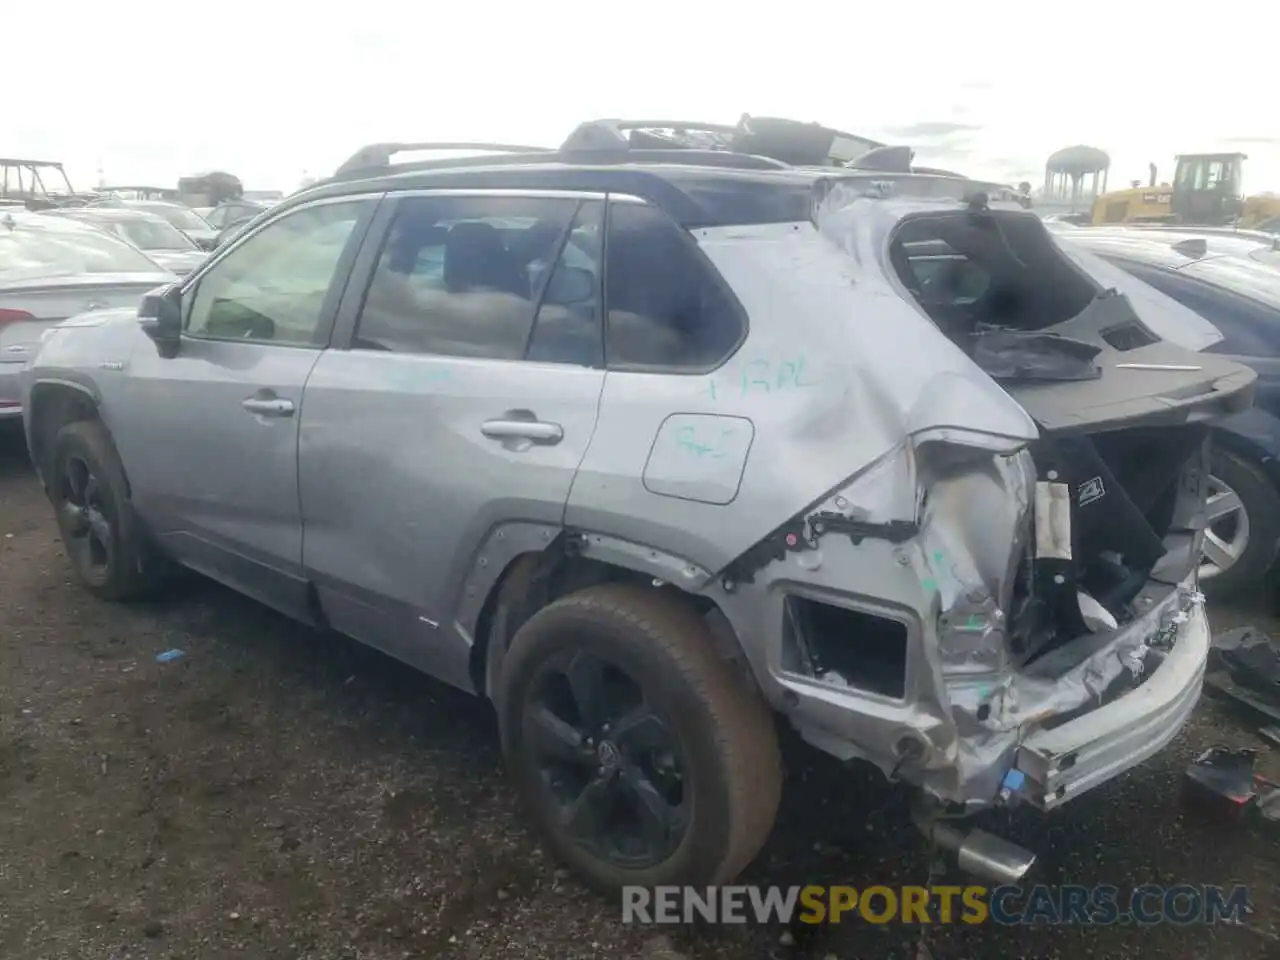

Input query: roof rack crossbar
[336,141,553,177]
[560,148,790,171]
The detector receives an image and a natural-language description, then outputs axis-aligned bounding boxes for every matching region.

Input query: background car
[1057,228,1280,598]
[43,207,208,276]
[89,198,219,251]
[0,209,174,418]
[202,199,272,233]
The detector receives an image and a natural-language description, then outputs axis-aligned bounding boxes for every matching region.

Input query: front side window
[604,201,746,369]
[185,200,368,345]
[353,194,599,361]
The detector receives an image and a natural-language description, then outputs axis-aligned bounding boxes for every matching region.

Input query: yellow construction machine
[1089,152,1276,228]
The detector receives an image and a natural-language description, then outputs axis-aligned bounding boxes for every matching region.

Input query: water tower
[1043,145,1110,211]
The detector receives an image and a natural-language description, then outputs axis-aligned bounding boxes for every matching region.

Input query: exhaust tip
[932,824,1037,885]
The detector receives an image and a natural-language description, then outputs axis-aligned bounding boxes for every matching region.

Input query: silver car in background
[88,198,220,251]
[0,209,174,418]
[43,207,208,276]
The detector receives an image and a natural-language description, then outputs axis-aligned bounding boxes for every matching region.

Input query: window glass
[115,216,196,251]
[902,240,991,303]
[0,216,162,281]
[604,201,746,368]
[353,194,580,359]
[1178,256,1280,313]
[186,200,366,345]
[525,200,604,366]
[138,203,211,232]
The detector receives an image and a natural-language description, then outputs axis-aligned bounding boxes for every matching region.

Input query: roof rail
[561,145,790,171]
[335,141,553,177]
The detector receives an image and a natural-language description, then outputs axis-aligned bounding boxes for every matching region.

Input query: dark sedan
[202,199,272,233]
[1058,228,1280,598]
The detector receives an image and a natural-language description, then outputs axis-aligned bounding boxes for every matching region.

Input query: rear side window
[901,240,991,303]
[352,194,603,363]
[604,202,746,370]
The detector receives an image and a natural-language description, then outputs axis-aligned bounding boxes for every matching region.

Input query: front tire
[1200,447,1280,601]
[497,583,782,892]
[49,420,167,601]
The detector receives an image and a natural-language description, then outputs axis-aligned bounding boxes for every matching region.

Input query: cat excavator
[1090,152,1279,227]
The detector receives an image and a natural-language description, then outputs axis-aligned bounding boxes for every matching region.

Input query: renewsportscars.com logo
[621,884,1251,926]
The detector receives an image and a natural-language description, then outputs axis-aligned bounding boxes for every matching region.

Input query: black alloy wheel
[57,453,115,585]
[523,648,689,869]
[497,583,783,891]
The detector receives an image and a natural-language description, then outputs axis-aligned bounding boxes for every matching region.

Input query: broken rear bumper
[1014,596,1210,810]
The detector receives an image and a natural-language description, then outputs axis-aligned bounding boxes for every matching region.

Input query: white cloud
[9,0,1279,194]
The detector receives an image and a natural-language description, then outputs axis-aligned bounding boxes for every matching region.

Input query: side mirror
[139,283,183,357]
[543,266,594,305]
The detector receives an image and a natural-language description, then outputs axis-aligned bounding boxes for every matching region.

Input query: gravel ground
[2,424,1279,960]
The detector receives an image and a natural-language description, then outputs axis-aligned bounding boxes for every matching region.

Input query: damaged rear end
[762,183,1256,842]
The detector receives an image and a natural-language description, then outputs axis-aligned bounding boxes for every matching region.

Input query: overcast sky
[11,0,1279,195]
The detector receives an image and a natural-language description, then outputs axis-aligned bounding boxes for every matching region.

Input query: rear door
[298,189,607,690]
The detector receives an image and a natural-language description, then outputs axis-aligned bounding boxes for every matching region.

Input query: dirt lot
[1,425,1279,960]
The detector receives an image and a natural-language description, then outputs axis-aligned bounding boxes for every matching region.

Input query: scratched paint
[698,356,820,401]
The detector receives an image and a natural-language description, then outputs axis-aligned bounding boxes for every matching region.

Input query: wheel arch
[465,527,756,704]
[1211,423,1280,490]
[26,380,104,491]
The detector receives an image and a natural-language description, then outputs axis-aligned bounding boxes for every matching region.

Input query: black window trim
[328,187,610,367]
[178,192,384,350]
[601,193,750,376]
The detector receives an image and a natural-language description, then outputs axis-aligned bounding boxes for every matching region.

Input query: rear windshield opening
[889,211,1102,345]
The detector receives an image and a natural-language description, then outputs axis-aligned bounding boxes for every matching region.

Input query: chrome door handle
[242,397,295,417]
[481,419,563,442]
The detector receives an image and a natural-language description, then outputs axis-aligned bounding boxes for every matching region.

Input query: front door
[116,195,381,618]
[298,190,607,689]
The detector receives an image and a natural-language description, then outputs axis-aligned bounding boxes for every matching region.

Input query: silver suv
[20,122,1257,891]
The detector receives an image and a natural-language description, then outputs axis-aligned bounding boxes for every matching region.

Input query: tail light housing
[0,308,35,326]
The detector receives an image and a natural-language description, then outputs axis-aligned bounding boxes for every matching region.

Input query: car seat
[442,221,527,296]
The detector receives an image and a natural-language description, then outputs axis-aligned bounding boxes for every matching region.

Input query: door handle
[481,419,563,443]
[242,397,295,417]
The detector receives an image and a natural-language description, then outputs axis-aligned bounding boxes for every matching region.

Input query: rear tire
[1201,447,1280,601]
[49,420,168,601]
[497,583,782,892]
